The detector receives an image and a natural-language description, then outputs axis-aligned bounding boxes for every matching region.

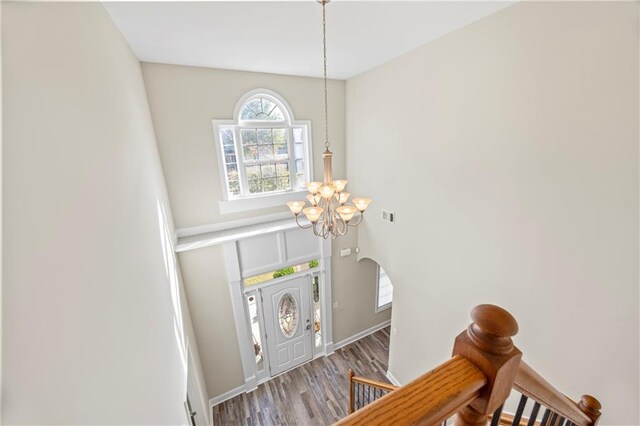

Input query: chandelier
[286,0,371,239]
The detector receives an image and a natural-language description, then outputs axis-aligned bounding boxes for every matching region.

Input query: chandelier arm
[294,214,314,230]
[346,212,364,227]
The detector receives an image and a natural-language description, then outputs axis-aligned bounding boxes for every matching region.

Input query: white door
[261,276,313,376]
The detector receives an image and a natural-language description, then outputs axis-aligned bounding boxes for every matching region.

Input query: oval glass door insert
[278,293,299,338]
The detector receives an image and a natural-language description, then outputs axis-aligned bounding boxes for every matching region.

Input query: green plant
[309,259,319,268]
[273,266,295,279]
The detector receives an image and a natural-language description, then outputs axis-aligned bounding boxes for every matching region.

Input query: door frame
[222,231,334,393]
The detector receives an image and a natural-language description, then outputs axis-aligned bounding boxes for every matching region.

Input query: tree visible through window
[215,91,311,199]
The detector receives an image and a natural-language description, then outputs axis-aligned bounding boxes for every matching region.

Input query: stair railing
[348,369,398,414]
[336,304,602,426]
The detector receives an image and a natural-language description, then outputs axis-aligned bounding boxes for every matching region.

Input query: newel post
[453,305,522,426]
[578,395,602,426]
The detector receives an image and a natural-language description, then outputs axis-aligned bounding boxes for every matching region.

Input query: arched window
[214,90,312,201]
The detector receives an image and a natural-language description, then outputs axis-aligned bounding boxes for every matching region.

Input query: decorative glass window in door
[278,293,298,338]
[313,275,322,348]
[246,293,264,372]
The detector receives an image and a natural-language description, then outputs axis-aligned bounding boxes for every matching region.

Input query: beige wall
[142,63,390,400]
[2,2,207,423]
[142,63,347,228]
[346,2,638,425]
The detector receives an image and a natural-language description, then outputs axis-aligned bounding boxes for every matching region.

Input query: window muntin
[216,91,310,200]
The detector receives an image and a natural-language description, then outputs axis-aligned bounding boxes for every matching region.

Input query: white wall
[142,63,391,401]
[2,3,206,423]
[346,2,638,425]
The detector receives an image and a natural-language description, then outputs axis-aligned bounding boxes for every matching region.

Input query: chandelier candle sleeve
[306,182,322,194]
[338,192,350,205]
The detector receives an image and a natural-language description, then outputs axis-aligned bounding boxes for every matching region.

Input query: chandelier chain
[322,0,329,149]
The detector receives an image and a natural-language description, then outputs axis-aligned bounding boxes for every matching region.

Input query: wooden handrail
[351,374,398,392]
[348,369,398,414]
[514,361,601,426]
[337,356,487,425]
[337,305,602,426]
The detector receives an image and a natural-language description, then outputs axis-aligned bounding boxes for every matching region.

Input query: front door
[261,276,313,376]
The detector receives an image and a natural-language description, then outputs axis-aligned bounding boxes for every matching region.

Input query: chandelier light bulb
[303,207,323,223]
[306,182,322,194]
[336,205,357,222]
[338,192,350,205]
[333,180,347,193]
[320,184,335,199]
[352,197,372,212]
[287,201,306,215]
[306,194,319,206]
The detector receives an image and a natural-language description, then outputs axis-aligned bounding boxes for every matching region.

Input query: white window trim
[213,89,314,214]
[375,264,393,313]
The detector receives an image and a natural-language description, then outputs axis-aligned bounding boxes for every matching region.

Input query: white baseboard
[209,384,246,408]
[385,370,401,386]
[334,319,391,350]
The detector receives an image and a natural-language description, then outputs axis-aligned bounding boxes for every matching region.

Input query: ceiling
[103,1,513,80]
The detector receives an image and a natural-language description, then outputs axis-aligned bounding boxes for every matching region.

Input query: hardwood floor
[212,327,392,426]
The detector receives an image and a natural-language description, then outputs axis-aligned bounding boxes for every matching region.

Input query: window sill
[375,302,392,313]
[219,190,308,214]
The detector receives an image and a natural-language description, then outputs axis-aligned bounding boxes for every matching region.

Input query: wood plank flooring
[212,327,391,426]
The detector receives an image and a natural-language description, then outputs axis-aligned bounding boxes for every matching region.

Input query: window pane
[274,143,288,159]
[272,129,287,144]
[262,177,277,192]
[257,129,273,145]
[241,129,257,145]
[378,267,394,308]
[293,127,303,143]
[277,176,291,190]
[228,180,240,195]
[225,153,237,164]
[243,145,258,161]
[248,179,262,194]
[294,143,304,159]
[226,163,238,179]
[246,294,264,371]
[276,162,289,177]
[258,145,274,160]
[261,164,276,178]
[221,129,234,145]
[246,164,260,180]
[296,173,305,189]
[295,159,304,174]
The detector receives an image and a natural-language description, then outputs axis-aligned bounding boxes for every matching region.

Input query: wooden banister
[350,374,398,393]
[514,361,601,426]
[337,305,603,426]
[336,356,487,426]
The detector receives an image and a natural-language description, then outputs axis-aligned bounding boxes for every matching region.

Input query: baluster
[348,369,355,414]
[549,412,558,426]
[557,417,565,426]
[490,405,503,426]
[540,408,551,426]
[526,402,541,426]
[511,394,528,426]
